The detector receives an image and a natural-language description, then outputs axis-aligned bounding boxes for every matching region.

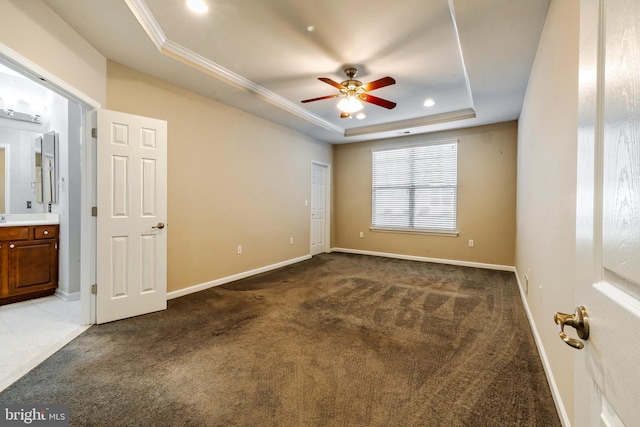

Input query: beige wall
[334,121,517,266]
[106,61,332,293]
[0,0,106,106]
[516,0,579,423]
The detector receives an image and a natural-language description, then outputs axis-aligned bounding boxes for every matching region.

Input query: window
[371,141,458,235]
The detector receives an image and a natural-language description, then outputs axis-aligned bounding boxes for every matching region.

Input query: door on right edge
[574,0,640,425]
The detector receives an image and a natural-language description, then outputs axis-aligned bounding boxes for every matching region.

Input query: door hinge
[91,206,98,217]
[91,284,97,295]
[91,128,97,138]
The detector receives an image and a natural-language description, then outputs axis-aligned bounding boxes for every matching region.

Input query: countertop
[0,213,60,226]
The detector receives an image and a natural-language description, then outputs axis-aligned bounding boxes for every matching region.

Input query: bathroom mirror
[0,146,5,214]
[36,131,58,207]
[0,126,40,214]
[0,127,58,213]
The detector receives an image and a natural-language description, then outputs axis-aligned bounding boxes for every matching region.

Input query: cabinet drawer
[35,226,58,239]
[0,227,29,241]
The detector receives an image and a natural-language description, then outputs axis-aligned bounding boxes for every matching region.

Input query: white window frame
[370,140,459,236]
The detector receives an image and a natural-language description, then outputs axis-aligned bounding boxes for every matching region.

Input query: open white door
[566,1,640,425]
[311,162,327,255]
[96,109,167,324]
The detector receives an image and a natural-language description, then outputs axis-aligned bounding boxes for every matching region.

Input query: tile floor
[0,296,90,392]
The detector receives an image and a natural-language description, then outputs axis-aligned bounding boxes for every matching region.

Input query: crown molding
[344,108,476,137]
[124,0,342,135]
[161,41,343,133]
[448,0,475,110]
[124,0,166,49]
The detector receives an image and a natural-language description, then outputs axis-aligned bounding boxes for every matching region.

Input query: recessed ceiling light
[423,98,435,107]
[186,0,208,14]
[356,113,366,120]
[307,25,315,32]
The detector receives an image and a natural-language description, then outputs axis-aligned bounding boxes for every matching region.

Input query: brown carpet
[0,253,560,426]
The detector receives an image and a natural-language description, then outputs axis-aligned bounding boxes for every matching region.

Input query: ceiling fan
[301,67,397,118]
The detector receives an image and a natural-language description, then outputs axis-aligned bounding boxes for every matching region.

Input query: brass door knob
[554,306,589,349]
[152,222,165,229]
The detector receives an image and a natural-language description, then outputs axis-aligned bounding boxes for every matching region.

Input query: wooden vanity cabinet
[0,224,59,306]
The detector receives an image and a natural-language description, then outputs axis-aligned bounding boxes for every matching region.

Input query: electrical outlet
[289,237,294,245]
[237,245,242,255]
[468,240,474,247]
[359,231,364,238]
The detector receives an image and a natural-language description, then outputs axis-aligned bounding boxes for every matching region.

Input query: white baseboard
[513,268,571,427]
[330,247,515,272]
[55,289,81,301]
[167,255,312,300]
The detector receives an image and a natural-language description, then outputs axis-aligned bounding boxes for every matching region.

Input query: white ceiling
[42,0,550,144]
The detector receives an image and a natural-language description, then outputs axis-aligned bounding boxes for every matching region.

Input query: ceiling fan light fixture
[186,0,208,14]
[337,96,363,113]
[300,67,396,118]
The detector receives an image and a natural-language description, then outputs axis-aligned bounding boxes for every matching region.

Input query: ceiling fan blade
[318,77,344,90]
[340,111,351,119]
[362,76,396,92]
[360,93,397,109]
[301,94,340,103]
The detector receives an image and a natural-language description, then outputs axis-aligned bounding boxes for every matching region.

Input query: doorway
[0,59,87,305]
[0,50,96,391]
[0,46,98,324]
[311,161,330,255]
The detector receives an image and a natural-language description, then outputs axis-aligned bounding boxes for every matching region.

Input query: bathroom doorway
[0,52,96,391]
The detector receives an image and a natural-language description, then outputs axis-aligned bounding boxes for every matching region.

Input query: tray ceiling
[41,0,550,143]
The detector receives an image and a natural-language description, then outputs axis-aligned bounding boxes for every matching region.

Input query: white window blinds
[372,141,458,233]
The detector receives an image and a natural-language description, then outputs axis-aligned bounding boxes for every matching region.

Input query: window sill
[369,226,459,237]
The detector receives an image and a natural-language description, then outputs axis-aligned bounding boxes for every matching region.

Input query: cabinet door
[7,239,58,295]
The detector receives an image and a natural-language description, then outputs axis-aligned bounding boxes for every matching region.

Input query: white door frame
[310,161,331,255]
[0,43,101,325]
